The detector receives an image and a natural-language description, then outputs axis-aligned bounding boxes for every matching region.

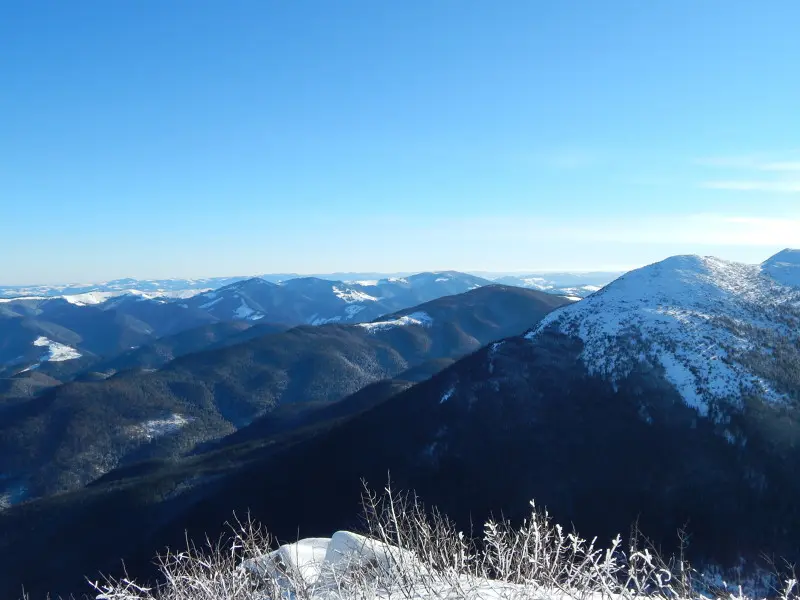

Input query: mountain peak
[527,254,800,421]
[763,248,800,265]
[761,248,800,288]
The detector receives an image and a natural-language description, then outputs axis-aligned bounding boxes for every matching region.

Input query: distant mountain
[259,271,416,283]
[0,271,499,378]
[184,271,495,325]
[3,253,797,598]
[0,276,249,299]
[0,285,568,508]
[492,271,621,297]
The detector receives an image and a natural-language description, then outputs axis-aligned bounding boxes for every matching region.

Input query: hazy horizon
[1,245,794,288]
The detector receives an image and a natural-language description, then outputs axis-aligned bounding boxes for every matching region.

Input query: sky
[2,1,800,284]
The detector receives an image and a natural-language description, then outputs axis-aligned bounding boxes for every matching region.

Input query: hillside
[0,285,567,506]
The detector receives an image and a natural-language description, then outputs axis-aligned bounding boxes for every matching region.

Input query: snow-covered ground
[527,254,800,421]
[128,414,192,441]
[32,336,82,362]
[0,288,211,306]
[359,311,434,332]
[17,336,83,373]
[233,297,264,320]
[332,286,379,303]
[238,531,779,600]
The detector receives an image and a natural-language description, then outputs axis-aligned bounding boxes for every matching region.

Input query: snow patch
[233,298,263,321]
[61,291,116,305]
[242,532,545,600]
[332,286,378,303]
[32,336,82,362]
[309,315,343,325]
[349,280,379,286]
[129,414,192,441]
[440,387,455,404]
[359,311,434,332]
[344,304,366,319]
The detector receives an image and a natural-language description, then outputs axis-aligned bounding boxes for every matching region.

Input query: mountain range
[0,284,568,507]
[0,270,606,385]
[0,271,620,300]
[1,250,798,599]
[0,271,514,384]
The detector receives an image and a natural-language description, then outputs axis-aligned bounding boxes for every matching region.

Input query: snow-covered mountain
[526,253,800,421]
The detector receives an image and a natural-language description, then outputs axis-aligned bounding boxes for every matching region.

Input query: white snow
[0,296,48,304]
[233,298,263,320]
[332,286,378,303]
[563,296,582,302]
[0,288,211,306]
[309,315,343,325]
[158,288,212,299]
[440,387,455,404]
[349,280,379,286]
[244,537,330,584]
[358,311,434,332]
[241,532,564,600]
[434,277,450,282]
[520,277,552,290]
[32,336,82,362]
[345,304,365,319]
[243,532,425,598]
[129,413,192,441]
[526,254,800,419]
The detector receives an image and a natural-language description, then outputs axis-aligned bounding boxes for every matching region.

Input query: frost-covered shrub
[87,483,798,600]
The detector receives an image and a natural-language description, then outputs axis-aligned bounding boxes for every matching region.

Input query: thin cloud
[760,161,800,172]
[696,154,800,192]
[701,180,800,193]
[695,155,800,172]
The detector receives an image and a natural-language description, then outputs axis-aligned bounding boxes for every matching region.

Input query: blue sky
[2,1,799,284]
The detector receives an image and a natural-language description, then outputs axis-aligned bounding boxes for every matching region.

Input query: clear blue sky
[2,0,799,284]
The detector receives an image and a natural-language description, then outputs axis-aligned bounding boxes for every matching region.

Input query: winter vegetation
[81,483,798,600]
